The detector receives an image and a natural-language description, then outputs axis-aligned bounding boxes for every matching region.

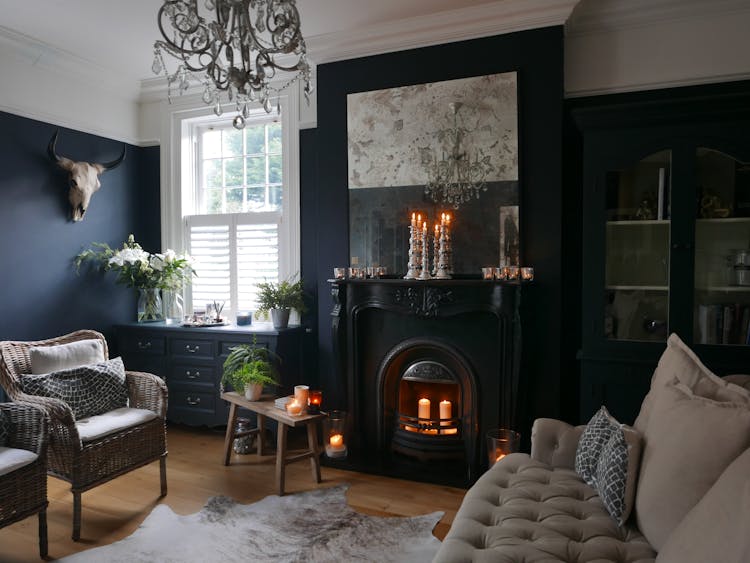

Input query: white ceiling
[0,0,505,86]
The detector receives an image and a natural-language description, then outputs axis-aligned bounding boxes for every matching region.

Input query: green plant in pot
[222,339,280,401]
[256,276,306,329]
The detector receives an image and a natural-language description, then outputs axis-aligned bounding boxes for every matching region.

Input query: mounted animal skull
[47,130,126,222]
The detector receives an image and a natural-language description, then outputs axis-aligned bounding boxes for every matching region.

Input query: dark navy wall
[0,111,160,345]
[302,27,571,430]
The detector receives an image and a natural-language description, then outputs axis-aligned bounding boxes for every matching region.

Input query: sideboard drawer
[219,339,268,357]
[170,364,215,386]
[171,389,215,413]
[122,334,166,356]
[171,338,214,360]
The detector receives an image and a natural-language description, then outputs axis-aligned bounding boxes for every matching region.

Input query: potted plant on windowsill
[221,339,280,401]
[256,276,307,330]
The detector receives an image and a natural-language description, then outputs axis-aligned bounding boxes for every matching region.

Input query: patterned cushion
[0,410,6,447]
[575,406,615,484]
[21,357,128,420]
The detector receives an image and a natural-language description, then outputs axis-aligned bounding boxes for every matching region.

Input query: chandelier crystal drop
[153,0,313,129]
[424,102,494,209]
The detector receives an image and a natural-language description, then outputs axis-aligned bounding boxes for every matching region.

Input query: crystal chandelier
[424,102,494,209]
[152,0,312,129]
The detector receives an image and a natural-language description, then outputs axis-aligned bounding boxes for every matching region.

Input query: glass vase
[162,289,184,325]
[137,288,163,323]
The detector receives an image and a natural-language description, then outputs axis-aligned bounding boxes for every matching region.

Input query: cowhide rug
[55,485,443,562]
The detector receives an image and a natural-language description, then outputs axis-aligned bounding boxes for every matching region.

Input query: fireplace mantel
[329,278,525,485]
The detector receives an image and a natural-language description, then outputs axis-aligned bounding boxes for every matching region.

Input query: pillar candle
[439,400,452,426]
[418,398,430,420]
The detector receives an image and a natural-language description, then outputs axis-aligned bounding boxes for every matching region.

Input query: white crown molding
[566,0,750,37]
[0,26,140,101]
[304,0,580,65]
[566,71,750,100]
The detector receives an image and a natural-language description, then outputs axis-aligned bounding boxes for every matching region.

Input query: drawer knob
[138,341,152,350]
[185,345,200,353]
[186,396,201,406]
[186,370,200,379]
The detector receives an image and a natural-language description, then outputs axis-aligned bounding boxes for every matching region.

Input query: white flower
[150,254,165,271]
[163,249,177,263]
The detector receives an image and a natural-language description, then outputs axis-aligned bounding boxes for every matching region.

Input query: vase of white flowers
[75,235,196,323]
[137,288,164,322]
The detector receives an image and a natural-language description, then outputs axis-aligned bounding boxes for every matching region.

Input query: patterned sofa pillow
[574,406,615,484]
[20,357,128,420]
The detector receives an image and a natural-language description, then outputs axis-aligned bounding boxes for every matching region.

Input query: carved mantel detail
[394,286,453,317]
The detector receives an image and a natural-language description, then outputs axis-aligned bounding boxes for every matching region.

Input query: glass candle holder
[324,410,348,459]
[482,267,494,280]
[507,266,520,280]
[333,267,346,279]
[521,267,534,281]
[308,390,323,414]
[486,429,521,468]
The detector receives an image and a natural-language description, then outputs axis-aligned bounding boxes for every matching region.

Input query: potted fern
[221,339,280,401]
[256,276,306,329]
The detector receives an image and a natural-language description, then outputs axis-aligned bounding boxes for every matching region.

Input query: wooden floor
[0,423,466,562]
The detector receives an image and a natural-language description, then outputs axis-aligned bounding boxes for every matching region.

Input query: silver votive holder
[482,267,494,280]
[521,267,535,281]
[333,267,346,280]
[507,266,520,280]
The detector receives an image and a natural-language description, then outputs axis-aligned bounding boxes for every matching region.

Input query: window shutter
[237,222,279,311]
[187,221,232,310]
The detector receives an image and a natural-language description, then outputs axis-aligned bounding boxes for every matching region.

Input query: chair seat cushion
[76,407,158,442]
[0,446,38,477]
[434,453,655,563]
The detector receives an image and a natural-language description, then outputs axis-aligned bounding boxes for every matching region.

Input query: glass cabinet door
[694,148,750,345]
[604,150,671,341]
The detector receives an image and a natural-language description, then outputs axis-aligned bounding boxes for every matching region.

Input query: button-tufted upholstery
[435,453,655,563]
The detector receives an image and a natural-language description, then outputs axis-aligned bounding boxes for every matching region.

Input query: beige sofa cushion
[634,333,750,433]
[656,447,750,563]
[635,381,750,551]
[434,453,655,563]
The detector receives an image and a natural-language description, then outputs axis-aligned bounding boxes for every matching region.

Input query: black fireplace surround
[330,278,523,486]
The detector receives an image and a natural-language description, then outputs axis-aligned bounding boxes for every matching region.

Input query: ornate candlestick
[419,221,431,280]
[404,213,421,279]
[432,224,440,277]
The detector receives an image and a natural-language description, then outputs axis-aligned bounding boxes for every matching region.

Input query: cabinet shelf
[606,285,668,291]
[696,217,750,224]
[606,220,669,226]
[696,285,750,292]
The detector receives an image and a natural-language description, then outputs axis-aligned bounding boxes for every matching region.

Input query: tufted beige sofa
[435,335,750,563]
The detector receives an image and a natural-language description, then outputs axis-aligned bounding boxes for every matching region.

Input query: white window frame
[159,87,301,317]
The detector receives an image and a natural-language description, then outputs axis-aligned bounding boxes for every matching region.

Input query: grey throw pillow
[575,406,615,485]
[21,357,128,420]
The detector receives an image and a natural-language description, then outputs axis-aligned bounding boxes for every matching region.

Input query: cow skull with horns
[47,130,126,221]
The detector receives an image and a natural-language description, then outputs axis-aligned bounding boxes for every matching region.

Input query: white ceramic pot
[244,382,263,401]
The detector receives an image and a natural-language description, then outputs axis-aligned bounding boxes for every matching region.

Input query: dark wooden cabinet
[574,84,750,424]
[115,323,304,426]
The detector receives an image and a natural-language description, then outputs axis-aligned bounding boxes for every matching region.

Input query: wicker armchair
[0,330,167,541]
[0,402,48,558]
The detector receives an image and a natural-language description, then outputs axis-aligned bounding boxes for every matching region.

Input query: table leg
[256,413,266,456]
[276,422,288,496]
[222,402,238,466]
[307,422,322,483]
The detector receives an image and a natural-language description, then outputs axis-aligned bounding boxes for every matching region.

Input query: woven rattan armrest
[126,371,168,417]
[0,402,47,455]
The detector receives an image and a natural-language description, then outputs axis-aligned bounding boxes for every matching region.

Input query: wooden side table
[221,392,325,495]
